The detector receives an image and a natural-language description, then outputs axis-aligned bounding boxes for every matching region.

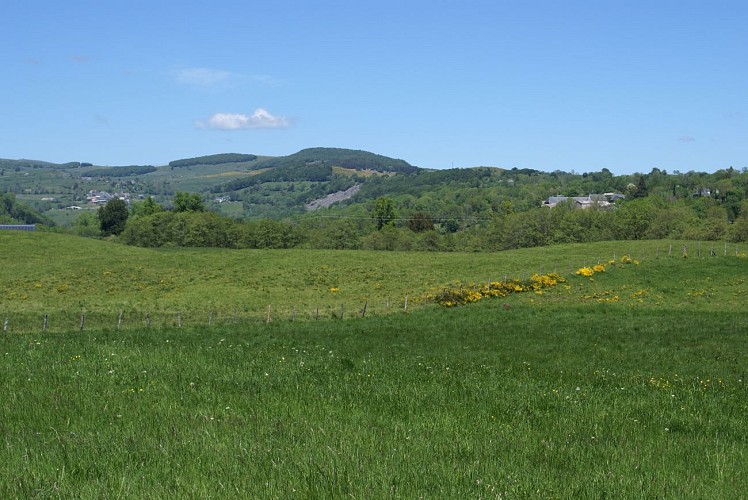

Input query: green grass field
[3,232,743,332]
[2,233,747,496]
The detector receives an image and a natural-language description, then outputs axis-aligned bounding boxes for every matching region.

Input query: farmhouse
[542,193,624,209]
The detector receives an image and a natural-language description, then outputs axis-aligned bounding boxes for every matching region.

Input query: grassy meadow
[2,232,743,332]
[1,232,748,496]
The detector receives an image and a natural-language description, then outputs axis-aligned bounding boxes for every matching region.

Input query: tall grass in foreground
[2,300,747,497]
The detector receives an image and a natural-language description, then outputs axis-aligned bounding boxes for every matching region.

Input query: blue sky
[1,0,746,174]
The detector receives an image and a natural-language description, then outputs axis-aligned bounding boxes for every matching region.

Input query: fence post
[404,295,409,312]
[146,313,151,328]
[683,244,687,258]
[79,313,85,332]
[266,305,272,324]
[118,310,123,330]
[43,314,47,333]
[177,309,182,328]
[340,304,344,320]
[3,318,8,333]
[361,301,367,318]
[291,306,296,322]
[315,307,319,320]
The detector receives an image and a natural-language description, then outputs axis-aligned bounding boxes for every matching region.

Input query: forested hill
[249,147,418,173]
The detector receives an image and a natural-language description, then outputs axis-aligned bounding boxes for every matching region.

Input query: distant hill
[168,153,258,168]
[250,147,418,174]
[0,158,80,169]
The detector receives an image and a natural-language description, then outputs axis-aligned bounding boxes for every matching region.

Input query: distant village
[64,190,137,210]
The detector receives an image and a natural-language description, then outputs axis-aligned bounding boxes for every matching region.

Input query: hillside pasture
[1,281,747,496]
[3,233,744,333]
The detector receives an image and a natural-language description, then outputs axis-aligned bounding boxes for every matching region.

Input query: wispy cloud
[175,67,233,87]
[70,55,90,64]
[677,135,696,143]
[93,114,110,126]
[196,108,293,130]
[725,111,744,120]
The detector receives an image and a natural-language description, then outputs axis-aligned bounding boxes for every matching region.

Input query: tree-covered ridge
[83,165,157,177]
[168,153,258,168]
[250,148,418,174]
[0,159,81,169]
[213,163,335,193]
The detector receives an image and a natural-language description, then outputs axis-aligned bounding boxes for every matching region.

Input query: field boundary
[4,242,744,334]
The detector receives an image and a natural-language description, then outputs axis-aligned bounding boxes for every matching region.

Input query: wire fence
[2,242,744,334]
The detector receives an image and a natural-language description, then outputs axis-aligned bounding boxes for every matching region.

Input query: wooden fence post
[3,318,8,333]
[43,314,48,333]
[315,307,319,320]
[177,309,182,328]
[79,313,85,332]
[266,305,272,324]
[683,244,687,257]
[361,301,367,318]
[404,295,408,312]
[340,304,344,320]
[118,310,123,330]
[292,306,296,322]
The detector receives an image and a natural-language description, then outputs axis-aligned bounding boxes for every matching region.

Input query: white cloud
[176,67,232,87]
[197,108,292,130]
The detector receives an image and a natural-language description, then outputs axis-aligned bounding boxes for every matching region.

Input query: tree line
[81,187,748,251]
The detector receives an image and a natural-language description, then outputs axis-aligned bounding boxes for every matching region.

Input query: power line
[306,214,494,222]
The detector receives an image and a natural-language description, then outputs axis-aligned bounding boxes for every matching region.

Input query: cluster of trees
[215,163,334,193]
[97,190,748,253]
[0,193,51,225]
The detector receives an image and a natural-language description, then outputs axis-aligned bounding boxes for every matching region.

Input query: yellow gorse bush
[436,273,566,307]
[576,267,594,277]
